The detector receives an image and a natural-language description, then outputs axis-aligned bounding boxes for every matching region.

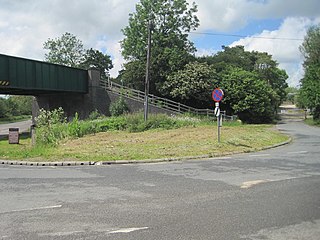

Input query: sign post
[212,88,224,143]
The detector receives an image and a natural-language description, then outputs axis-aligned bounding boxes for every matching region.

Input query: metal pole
[217,114,221,143]
[144,19,152,122]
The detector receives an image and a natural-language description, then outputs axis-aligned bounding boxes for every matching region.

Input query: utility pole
[144,19,152,122]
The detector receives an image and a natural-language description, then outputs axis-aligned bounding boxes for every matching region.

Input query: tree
[253,51,288,104]
[162,62,217,107]
[221,67,278,123]
[299,64,320,119]
[0,96,32,118]
[80,48,113,79]
[198,46,288,116]
[43,32,85,67]
[0,97,9,118]
[300,25,320,67]
[8,96,33,115]
[299,24,320,120]
[120,0,199,94]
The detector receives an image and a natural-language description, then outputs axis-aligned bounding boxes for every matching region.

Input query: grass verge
[0,124,289,162]
[305,118,320,127]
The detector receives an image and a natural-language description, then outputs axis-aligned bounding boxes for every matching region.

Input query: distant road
[0,120,32,136]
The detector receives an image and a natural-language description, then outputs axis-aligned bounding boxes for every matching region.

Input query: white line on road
[214,157,232,160]
[287,151,308,154]
[108,227,149,234]
[2,205,62,214]
[249,154,271,157]
[241,180,269,189]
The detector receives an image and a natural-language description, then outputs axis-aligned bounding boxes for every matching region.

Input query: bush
[97,116,127,131]
[88,109,103,120]
[110,97,129,116]
[35,108,67,146]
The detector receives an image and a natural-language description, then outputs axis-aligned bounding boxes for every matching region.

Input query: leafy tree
[300,25,320,67]
[120,0,199,94]
[198,46,288,117]
[299,24,320,120]
[43,32,85,67]
[299,64,320,119]
[221,67,278,123]
[80,48,113,79]
[253,51,288,104]
[198,46,256,72]
[0,96,33,118]
[117,60,146,90]
[162,62,217,107]
[0,97,10,118]
[8,96,33,115]
[285,87,299,104]
[43,32,113,78]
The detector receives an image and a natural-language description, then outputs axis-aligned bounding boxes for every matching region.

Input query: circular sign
[212,88,224,102]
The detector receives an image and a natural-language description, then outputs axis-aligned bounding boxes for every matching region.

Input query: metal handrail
[100,79,236,120]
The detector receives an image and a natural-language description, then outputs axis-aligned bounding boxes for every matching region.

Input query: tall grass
[34,109,238,146]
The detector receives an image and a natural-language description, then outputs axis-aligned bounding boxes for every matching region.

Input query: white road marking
[4,205,62,214]
[249,154,271,157]
[241,180,269,189]
[215,157,232,160]
[287,151,308,154]
[240,177,300,189]
[108,227,149,234]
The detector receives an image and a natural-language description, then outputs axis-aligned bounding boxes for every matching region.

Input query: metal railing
[100,79,236,120]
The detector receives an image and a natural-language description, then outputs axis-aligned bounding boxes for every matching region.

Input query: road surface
[0,119,319,239]
[0,120,32,136]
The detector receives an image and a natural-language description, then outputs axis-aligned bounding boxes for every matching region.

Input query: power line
[189,31,304,41]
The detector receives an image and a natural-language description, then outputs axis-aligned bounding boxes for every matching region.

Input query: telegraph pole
[144,19,152,122]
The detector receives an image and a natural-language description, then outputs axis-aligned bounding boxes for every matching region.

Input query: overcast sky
[0,0,319,87]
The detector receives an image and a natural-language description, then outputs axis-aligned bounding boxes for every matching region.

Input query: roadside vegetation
[0,108,289,162]
[0,96,32,123]
[305,118,320,127]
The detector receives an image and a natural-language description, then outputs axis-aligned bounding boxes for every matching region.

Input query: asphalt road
[0,119,319,239]
[0,120,32,136]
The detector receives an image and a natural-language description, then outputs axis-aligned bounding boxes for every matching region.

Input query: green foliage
[68,113,82,138]
[221,67,278,123]
[88,109,103,120]
[35,107,66,127]
[0,96,32,119]
[97,116,127,131]
[197,46,288,123]
[285,87,299,104]
[120,0,199,94]
[43,32,85,67]
[162,62,217,106]
[299,64,320,119]
[34,110,214,146]
[109,97,129,116]
[299,24,320,120]
[35,107,67,146]
[300,25,320,67]
[43,32,113,75]
[0,97,10,118]
[80,48,113,78]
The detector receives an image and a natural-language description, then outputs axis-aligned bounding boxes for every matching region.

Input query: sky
[0,0,320,87]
